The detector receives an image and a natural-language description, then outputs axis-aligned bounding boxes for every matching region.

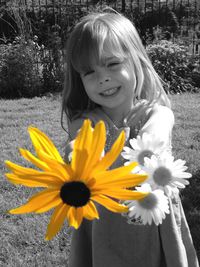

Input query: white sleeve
[139,104,175,149]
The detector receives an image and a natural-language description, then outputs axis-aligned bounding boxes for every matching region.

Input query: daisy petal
[173,172,192,179]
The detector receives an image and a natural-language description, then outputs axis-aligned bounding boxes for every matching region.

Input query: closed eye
[108,62,120,67]
[82,70,94,77]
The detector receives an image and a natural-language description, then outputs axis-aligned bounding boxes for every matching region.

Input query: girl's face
[80,54,136,115]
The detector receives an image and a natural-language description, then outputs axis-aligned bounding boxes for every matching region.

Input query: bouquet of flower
[121,133,192,226]
[5,120,148,240]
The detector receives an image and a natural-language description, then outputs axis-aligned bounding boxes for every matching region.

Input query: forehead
[70,22,127,72]
[89,52,124,67]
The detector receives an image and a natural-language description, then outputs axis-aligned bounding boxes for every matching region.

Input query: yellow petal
[92,130,125,174]
[20,149,50,171]
[92,195,128,213]
[82,121,106,179]
[73,207,84,229]
[28,127,64,163]
[73,119,93,153]
[71,120,92,176]
[95,174,147,189]
[9,189,60,214]
[45,203,70,240]
[101,188,149,200]
[71,149,89,180]
[83,201,99,220]
[66,206,84,229]
[90,121,106,164]
[37,149,73,181]
[94,162,147,188]
[6,171,65,186]
[5,160,46,175]
[35,197,62,213]
[19,172,65,184]
[5,173,53,188]
[66,206,76,227]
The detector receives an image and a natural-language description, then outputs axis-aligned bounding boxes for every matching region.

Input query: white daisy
[125,184,169,226]
[121,133,167,167]
[143,153,192,196]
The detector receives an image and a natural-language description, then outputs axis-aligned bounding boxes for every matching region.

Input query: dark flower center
[153,166,172,186]
[60,181,91,207]
[138,193,158,209]
[138,150,154,165]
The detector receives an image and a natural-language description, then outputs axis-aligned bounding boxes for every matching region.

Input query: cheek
[82,80,97,101]
[121,69,137,90]
[81,79,92,93]
[81,75,96,89]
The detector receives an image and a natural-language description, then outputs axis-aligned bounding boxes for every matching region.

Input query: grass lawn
[0,92,200,266]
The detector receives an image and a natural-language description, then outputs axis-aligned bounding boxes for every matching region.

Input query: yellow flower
[5,120,148,240]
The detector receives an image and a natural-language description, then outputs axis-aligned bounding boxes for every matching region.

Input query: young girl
[61,10,199,267]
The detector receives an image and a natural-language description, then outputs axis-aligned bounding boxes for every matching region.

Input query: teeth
[101,87,118,96]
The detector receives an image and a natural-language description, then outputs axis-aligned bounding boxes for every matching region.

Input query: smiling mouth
[100,87,120,96]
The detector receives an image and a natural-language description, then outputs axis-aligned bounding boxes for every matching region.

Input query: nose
[99,77,111,85]
[96,67,111,85]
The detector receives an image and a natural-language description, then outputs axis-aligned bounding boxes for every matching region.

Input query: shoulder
[68,118,85,140]
[68,109,103,140]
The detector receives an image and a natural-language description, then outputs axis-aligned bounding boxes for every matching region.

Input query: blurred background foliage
[0,0,199,98]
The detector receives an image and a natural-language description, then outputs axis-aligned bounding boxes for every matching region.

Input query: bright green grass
[0,92,200,265]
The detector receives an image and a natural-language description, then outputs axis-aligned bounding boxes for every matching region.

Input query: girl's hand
[64,118,85,163]
[64,140,74,163]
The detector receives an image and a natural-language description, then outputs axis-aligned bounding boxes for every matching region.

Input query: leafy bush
[0,36,42,98]
[0,34,64,98]
[190,71,200,88]
[146,40,197,94]
[40,25,64,93]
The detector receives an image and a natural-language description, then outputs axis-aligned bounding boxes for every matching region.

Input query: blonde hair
[62,10,171,122]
